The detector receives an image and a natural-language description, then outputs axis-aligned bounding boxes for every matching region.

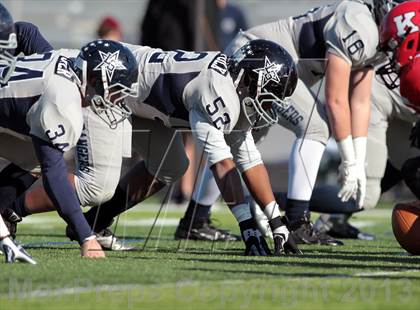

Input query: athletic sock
[8,194,30,218]
[184,199,211,220]
[231,203,253,224]
[285,198,310,223]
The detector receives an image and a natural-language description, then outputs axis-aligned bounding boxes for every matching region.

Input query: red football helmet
[400,55,420,110]
[380,1,420,65]
[378,1,420,89]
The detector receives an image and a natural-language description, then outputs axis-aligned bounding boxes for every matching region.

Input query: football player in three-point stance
[0,3,41,264]
[309,0,420,238]
[0,19,139,259]
[174,0,401,245]
[0,17,137,252]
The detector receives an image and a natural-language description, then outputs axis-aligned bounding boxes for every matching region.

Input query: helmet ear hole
[407,39,415,50]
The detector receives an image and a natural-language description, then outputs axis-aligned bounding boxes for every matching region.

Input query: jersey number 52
[205,97,231,130]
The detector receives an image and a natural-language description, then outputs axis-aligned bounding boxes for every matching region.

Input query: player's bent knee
[363,179,381,209]
[75,178,119,207]
[148,155,189,185]
[86,189,116,207]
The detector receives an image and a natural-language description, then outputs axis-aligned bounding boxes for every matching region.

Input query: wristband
[353,136,367,163]
[337,135,356,163]
[82,235,96,243]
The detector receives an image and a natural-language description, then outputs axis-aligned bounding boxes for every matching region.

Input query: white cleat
[95,229,137,251]
[1,237,37,264]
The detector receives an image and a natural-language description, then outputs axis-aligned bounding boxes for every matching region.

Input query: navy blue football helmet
[0,4,17,84]
[73,40,139,128]
[228,39,298,129]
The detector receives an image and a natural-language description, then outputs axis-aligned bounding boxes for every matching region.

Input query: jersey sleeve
[324,4,379,68]
[189,70,241,135]
[28,77,83,152]
[225,127,263,172]
[189,107,233,167]
[14,22,53,55]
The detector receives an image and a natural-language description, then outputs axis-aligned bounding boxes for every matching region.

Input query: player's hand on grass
[81,238,105,258]
[240,219,271,256]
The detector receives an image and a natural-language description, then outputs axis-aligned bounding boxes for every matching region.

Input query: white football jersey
[124,44,245,133]
[0,49,82,152]
[244,0,381,86]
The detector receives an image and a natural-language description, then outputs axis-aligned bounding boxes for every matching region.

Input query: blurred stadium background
[2,0,407,198]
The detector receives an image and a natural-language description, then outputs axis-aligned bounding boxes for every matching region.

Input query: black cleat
[288,215,344,246]
[273,233,302,255]
[315,214,375,241]
[240,219,271,256]
[174,217,240,242]
[0,208,22,239]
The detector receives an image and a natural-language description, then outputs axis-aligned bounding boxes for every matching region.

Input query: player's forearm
[242,164,275,207]
[326,97,352,141]
[42,173,92,243]
[325,52,352,141]
[349,68,373,138]
[350,99,370,137]
[210,158,245,208]
[32,137,93,243]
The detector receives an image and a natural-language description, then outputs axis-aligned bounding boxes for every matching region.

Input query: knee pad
[75,173,119,207]
[363,178,382,209]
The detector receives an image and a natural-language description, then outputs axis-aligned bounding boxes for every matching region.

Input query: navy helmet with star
[228,39,298,128]
[73,39,139,128]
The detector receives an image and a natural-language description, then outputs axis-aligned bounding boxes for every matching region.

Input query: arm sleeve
[14,21,53,55]
[189,108,233,166]
[225,128,263,172]
[32,136,93,243]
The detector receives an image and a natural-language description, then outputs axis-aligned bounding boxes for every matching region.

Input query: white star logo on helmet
[252,56,283,88]
[93,50,127,81]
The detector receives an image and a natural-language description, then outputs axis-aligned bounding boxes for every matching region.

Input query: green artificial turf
[0,203,419,310]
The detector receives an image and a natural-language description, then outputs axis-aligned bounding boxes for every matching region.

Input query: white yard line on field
[20,217,181,227]
[18,206,391,229]
[4,280,243,300]
[354,270,418,277]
